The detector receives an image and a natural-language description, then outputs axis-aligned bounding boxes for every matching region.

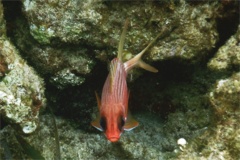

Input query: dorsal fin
[109,59,118,92]
[124,26,170,73]
[94,91,101,110]
[117,19,129,61]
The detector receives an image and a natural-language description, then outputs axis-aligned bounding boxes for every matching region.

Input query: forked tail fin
[124,26,170,73]
[124,55,158,73]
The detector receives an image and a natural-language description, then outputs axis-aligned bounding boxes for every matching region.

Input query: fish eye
[118,117,125,131]
[100,117,107,131]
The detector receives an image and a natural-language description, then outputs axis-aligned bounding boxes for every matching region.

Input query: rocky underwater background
[0,0,239,159]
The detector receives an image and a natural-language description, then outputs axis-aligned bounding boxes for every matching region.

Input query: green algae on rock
[13,17,95,89]
[23,0,103,44]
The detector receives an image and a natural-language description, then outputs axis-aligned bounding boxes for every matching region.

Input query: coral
[208,25,240,70]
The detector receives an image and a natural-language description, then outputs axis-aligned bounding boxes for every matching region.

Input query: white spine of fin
[117,19,129,61]
[124,28,166,73]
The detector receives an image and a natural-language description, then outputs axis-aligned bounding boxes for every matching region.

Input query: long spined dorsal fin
[109,59,118,92]
[95,91,101,110]
[117,19,129,61]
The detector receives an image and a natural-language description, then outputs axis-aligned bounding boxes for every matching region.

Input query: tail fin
[124,26,169,73]
[124,54,158,73]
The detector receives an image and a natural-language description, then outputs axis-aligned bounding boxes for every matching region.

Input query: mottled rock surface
[14,0,220,89]
[178,72,240,159]
[14,24,95,89]
[176,21,240,158]
[0,2,6,36]
[22,0,218,60]
[210,72,240,113]
[208,25,240,70]
[0,2,46,134]
[0,0,239,159]
[0,111,204,159]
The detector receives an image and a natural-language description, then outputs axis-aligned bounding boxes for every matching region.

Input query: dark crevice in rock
[2,0,22,37]
[0,116,8,129]
[216,2,239,47]
[44,59,108,129]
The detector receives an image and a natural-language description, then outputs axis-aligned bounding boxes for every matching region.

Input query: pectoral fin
[92,91,102,131]
[124,111,139,131]
[91,115,103,131]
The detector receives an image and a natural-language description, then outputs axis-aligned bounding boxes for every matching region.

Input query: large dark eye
[100,117,107,131]
[118,117,125,131]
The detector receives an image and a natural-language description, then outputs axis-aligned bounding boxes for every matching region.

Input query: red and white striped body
[91,19,161,142]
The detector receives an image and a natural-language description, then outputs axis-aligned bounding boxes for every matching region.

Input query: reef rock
[210,72,240,117]
[0,2,46,134]
[0,2,5,36]
[208,25,240,70]
[15,0,220,89]
[206,25,240,158]
[206,73,240,159]
[177,72,240,159]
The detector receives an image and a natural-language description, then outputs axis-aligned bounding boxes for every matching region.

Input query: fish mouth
[108,137,120,142]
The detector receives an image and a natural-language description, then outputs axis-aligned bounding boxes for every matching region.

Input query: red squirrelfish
[91,20,163,142]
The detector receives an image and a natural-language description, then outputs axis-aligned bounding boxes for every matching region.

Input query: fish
[91,19,164,142]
